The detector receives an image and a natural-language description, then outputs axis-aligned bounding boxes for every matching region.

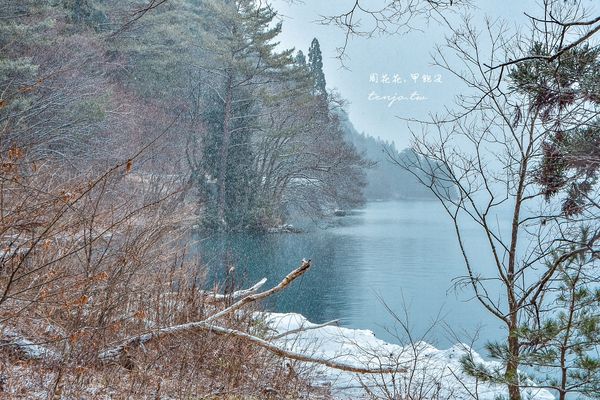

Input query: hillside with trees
[115,0,369,231]
[338,110,446,201]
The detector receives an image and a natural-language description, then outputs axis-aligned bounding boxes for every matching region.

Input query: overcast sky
[270,0,596,148]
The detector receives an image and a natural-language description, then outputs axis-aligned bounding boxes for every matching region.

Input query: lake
[197,200,510,351]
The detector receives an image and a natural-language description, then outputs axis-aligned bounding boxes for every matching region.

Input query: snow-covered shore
[265,312,555,400]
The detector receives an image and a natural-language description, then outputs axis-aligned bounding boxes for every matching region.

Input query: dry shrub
[0,148,330,399]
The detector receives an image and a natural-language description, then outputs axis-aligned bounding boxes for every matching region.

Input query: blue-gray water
[197,200,508,350]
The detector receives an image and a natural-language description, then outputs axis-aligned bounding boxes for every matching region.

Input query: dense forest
[2,0,375,233]
[2,0,445,236]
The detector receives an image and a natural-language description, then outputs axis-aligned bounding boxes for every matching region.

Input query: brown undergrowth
[0,151,330,399]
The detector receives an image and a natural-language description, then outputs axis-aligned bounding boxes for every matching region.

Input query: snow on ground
[1,326,61,361]
[264,313,556,400]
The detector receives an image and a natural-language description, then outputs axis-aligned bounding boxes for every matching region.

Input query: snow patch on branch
[201,277,267,303]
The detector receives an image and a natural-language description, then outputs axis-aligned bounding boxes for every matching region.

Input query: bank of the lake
[265,312,555,400]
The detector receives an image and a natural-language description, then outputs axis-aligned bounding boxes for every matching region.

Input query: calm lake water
[197,200,509,350]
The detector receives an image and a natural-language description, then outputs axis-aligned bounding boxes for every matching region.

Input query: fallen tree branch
[202,259,311,325]
[99,260,311,361]
[12,257,405,375]
[194,323,405,374]
[201,278,267,304]
[268,319,340,340]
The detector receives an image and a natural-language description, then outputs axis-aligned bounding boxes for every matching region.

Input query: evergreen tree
[523,236,600,400]
[113,0,204,100]
[461,230,600,400]
[294,50,306,66]
[62,0,109,30]
[197,0,295,230]
[509,43,600,216]
[0,0,110,162]
[308,38,327,98]
[106,0,367,231]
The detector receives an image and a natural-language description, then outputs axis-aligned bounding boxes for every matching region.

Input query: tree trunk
[504,131,531,400]
[506,318,521,400]
[217,74,233,229]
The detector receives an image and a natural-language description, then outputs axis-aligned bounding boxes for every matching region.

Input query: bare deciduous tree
[392,3,600,399]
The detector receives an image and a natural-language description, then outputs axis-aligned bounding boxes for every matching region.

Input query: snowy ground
[265,313,555,400]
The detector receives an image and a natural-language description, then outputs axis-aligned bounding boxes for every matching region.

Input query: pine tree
[294,50,306,66]
[509,43,600,216]
[526,238,600,400]
[308,38,327,98]
[197,0,295,230]
[0,0,109,161]
[62,0,108,30]
[113,0,205,99]
[461,230,600,400]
